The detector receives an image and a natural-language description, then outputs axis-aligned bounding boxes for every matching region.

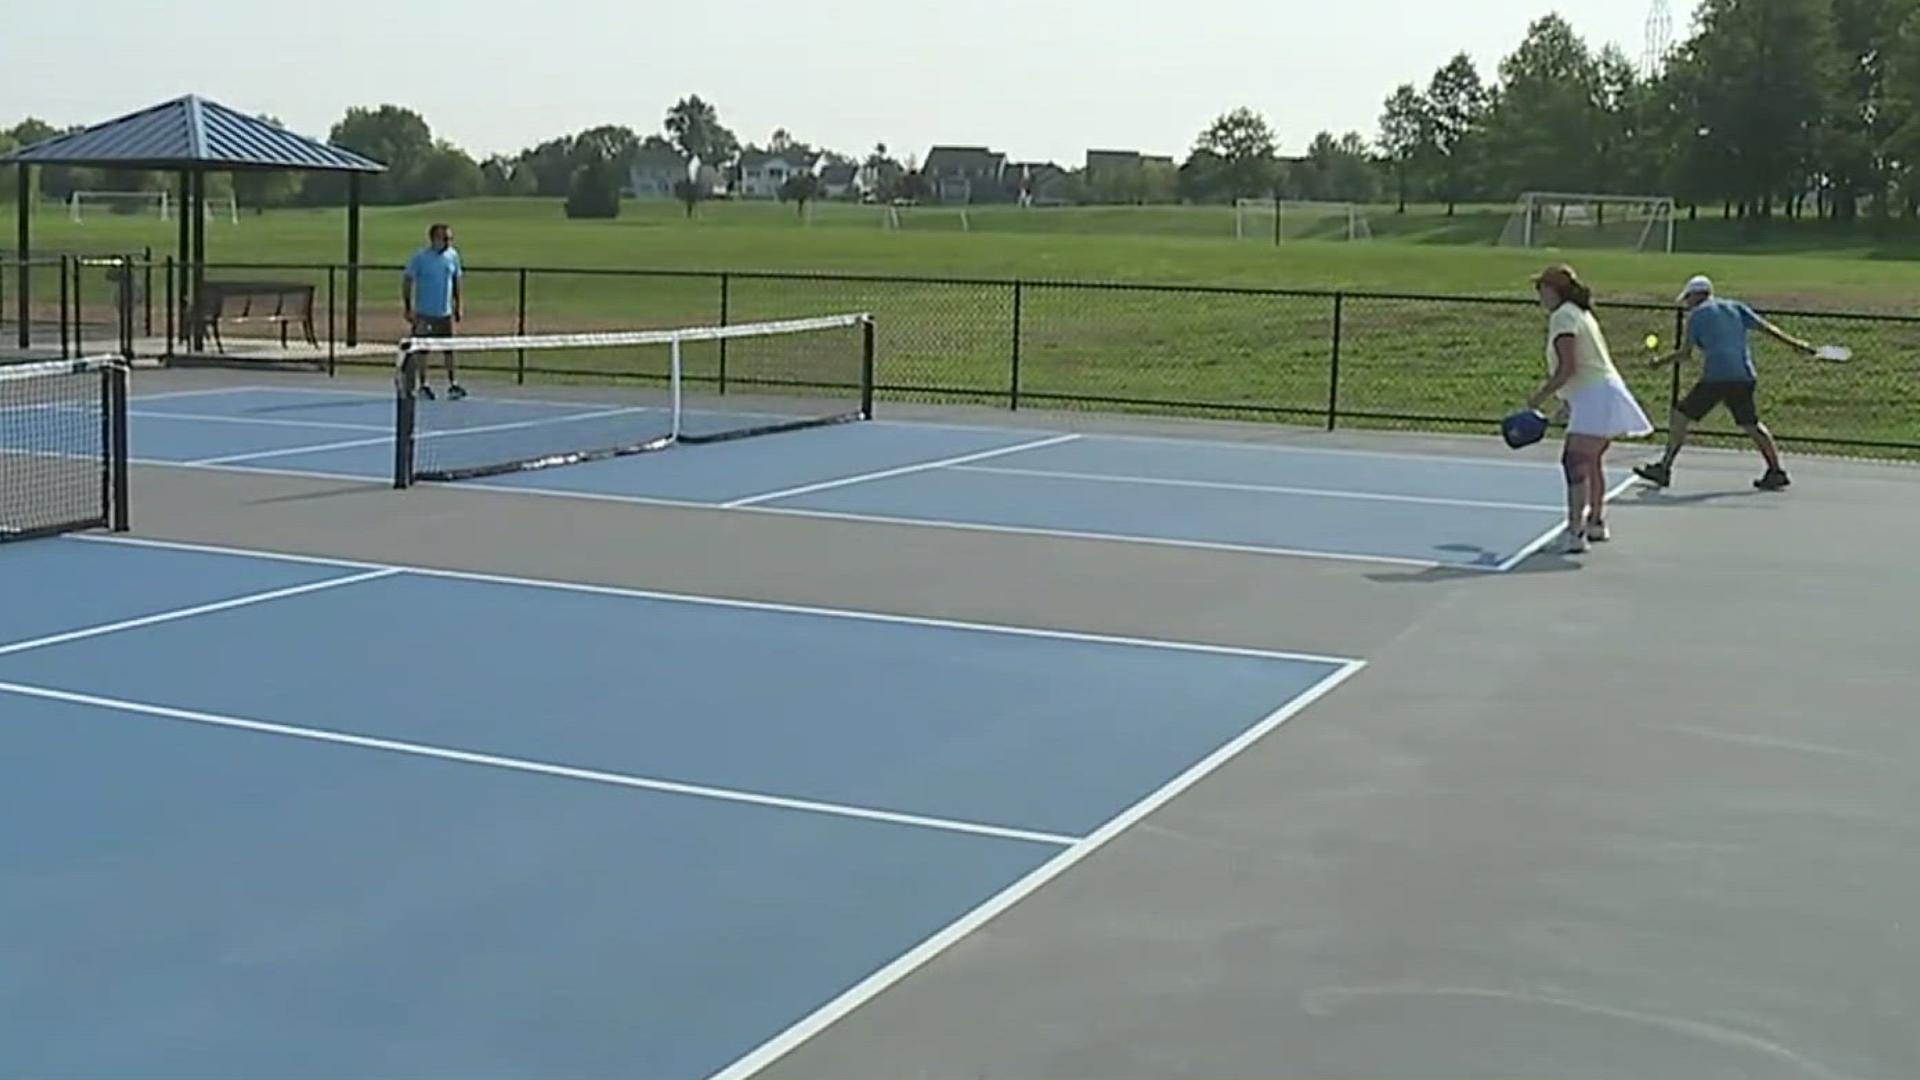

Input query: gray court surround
[84,368,1920,1079]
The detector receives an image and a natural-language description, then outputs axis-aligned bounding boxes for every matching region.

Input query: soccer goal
[1498,192,1675,253]
[68,190,171,222]
[1234,199,1373,243]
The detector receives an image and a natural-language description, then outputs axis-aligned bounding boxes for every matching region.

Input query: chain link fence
[11,256,1916,457]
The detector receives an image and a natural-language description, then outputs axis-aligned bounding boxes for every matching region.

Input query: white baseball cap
[1677,275,1714,301]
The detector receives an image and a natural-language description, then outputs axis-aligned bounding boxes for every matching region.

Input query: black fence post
[1669,306,1685,412]
[142,245,153,337]
[326,265,338,377]
[717,272,730,395]
[106,362,130,532]
[516,268,528,385]
[163,256,175,362]
[119,257,134,361]
[1009,281,1024,411]
[1326,292,1344,431]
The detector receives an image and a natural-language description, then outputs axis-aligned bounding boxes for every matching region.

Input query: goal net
[1234,199,1372,242]
[1498,192,1675,253]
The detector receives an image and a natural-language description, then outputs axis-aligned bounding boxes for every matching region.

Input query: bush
[564,156,622,219]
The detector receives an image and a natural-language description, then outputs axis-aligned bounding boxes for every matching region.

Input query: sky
[2,1,1650,166]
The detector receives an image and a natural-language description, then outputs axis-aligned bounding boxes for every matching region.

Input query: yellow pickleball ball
[1644,333,1661,351]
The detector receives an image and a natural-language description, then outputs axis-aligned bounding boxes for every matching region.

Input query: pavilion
[2,95,386,352]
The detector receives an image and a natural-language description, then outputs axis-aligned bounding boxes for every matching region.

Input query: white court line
[0,680,1078,847]
[184,405,657,466]
[131,409,390,433]
[483,481,1479,572]
[1493,473,1642,572]
[722,434,1082,508]
[77,533,1364,666]
[0,569,399,658]
[951,464,1564,513]
[130,386,276,403]
[706,657,1368,1080]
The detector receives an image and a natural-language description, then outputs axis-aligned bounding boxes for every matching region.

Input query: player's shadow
[1364,544,1584,584]
[1626,487,1769,508]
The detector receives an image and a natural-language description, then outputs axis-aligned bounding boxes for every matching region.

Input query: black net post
[862,315,877,419]
[392,348,416,489]
[58,255,70,359]
[120,257,135,361]
[72,258,85,359]
[104,362,130,532]
[1010,281,1023,410]
[1326,292,1344,431]
[516,268,529,385]
[718,272,731,395]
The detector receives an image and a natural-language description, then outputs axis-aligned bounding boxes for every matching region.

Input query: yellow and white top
[1546,301,1622,399]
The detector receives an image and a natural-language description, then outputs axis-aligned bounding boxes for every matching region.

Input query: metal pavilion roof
[0,95,385,173]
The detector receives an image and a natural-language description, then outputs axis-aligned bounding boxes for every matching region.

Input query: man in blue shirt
[403,223,466,400]
[1635,275,1814,491]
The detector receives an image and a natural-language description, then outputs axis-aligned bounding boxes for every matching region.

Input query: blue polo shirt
[1687,298,1762,383]
[405,245,462,318]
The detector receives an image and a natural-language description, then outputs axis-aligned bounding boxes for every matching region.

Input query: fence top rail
[124,258,1920,325]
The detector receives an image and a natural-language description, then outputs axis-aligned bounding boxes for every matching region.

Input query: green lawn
[11,197,1917,454]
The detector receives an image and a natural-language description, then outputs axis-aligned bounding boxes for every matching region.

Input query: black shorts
[1677,380,1760,426]
[412,315,454,338]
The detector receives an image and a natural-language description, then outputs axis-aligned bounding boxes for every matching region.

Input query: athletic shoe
[1755,469,1791,491]
[1633,461,1672,488]
[418,383,436,401]
[1587,520,1611,542]
[1564,530,1590,554]
[448,383,468,400]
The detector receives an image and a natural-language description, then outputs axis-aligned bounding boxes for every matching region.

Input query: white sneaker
[1564,530,1590,554]
[1587,520,1611,542]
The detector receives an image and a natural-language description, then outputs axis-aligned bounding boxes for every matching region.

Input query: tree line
[8,1,1919,223]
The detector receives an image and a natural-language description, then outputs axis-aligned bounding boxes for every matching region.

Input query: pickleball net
[1,356,130,542]
[392,313,875,486]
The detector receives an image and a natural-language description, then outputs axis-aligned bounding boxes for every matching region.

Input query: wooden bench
[190,280,319,353]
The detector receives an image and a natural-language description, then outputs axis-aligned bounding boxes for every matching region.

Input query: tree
[779,171,822,214]
[480,155,537,196]
[1426,54,1492,213]
[1377,84,1432,211]
[1688,0,1839,219]
[1193,107,1279,199]
[864,143,905,201]
[665,95,740,177]
[325,105,435,203]
[411,142,485,203]
[673,177,704,218]
[1827,0,1914,220]
[565,150,622,219]
[1480,15,1604,196]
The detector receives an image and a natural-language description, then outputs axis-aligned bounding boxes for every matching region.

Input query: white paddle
[1813,344,1852,363]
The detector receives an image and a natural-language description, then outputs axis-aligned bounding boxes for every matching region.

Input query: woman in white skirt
[1524,264,1654,553]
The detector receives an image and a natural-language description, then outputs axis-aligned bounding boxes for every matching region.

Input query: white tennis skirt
[1564,377,1654,439]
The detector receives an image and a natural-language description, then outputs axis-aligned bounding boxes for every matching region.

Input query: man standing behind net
[1635,275,1812,492]
[403,223,466,400]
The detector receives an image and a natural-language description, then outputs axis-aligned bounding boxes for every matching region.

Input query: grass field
[9,197,1917,454]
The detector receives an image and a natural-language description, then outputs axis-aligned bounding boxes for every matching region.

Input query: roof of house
[631,146,688,170]
[740,148,819,169]
[820,163,858,184]
[924,146,1006,174]
[0,95,385,173]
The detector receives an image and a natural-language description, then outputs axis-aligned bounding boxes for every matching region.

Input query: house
[626,146,690,199]
[818,162,861,200]
[923,146,1007,204]
[1084,149,1177,203]
[737,150,819,199]
[1011,162,1072,206]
